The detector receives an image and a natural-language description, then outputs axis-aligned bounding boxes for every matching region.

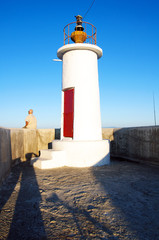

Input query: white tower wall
[57,43,103,141]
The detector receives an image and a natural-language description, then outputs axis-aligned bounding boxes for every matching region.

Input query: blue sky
[0,0,159,128]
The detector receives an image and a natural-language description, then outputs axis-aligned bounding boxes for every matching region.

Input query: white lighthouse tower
[32,16,110,169]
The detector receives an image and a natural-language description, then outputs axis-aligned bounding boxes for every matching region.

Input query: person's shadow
[0,161,47,239]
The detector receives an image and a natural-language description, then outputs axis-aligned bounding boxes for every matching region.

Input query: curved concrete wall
[0,128,60,185]
[1,126,159,185]
[102,127,159,165]
[0,128,12,184]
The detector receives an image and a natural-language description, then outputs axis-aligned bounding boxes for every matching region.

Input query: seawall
[102,126,159,165]
[0,128,60,184]
[0,126,159,185]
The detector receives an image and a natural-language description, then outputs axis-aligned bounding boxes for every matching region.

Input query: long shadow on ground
[45,192,117,239]
[0,162,47,240]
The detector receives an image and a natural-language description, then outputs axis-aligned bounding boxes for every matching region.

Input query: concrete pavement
[0,159,159,239]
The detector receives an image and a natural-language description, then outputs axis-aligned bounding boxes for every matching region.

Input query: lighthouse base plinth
[31,140,110,169]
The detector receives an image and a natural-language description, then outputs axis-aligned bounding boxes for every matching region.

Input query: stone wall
[102,127,159,165]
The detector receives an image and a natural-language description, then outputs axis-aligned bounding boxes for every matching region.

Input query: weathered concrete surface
[0,128,58,185]
[10,129,56,162]
[1,126,159,186]
[10,129,24,163]
[102,128,114,141]
[23,129,38,160]
[37,129,55,150]
[0,128,12,184]
[10,129,38,162]
[103,127,159,165]
[0,159,159,239]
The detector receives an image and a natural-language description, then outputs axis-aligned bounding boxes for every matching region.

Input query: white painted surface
[30,43,110,169]
[52,139,110,167]
[31,139,110,169]
[58,44,103,141]
[57,43,103,59]
[31,150,66,169]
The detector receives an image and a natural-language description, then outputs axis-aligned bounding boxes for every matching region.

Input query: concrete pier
[1,126,159,184]
[0,159,159,239]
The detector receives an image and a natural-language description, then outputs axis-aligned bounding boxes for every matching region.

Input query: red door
[63,88,74,138]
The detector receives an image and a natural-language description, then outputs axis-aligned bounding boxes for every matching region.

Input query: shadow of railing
[45,192,117,239]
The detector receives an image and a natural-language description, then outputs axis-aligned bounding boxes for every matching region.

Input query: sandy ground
[0,159,159,240]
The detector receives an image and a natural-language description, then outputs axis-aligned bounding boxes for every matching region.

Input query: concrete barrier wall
[102,127,159,165]
[10,128,60,162]
[1,126,159,185]
[0,128,12,184]
[0,128,60,185]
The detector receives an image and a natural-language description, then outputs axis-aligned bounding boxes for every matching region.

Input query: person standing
[23,109,37,129]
